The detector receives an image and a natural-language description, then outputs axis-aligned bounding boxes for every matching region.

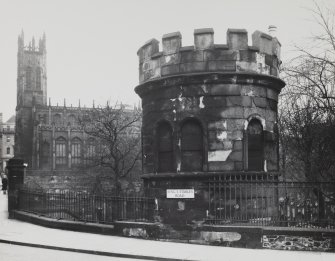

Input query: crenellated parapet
[137,28,281,83]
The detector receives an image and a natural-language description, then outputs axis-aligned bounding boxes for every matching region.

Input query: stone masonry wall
[136,28,284,175]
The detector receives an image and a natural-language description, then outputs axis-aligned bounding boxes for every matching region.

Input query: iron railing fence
[206,174,335,228]
[17,189,156,224]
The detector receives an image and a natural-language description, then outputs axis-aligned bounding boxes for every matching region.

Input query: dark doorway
[247,119,264,171]
[157,121,174,172]
[181,120,203,171]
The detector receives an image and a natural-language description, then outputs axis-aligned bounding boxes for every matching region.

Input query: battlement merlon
[137,28,282,84]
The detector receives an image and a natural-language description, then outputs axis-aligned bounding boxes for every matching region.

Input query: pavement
[0,193,334,261]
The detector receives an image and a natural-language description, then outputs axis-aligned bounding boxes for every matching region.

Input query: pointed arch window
[247,119,264,171]
[26,66,32,89]
[71,137,82,166]
[157,121,174,172]
[41,141,50,168]
[6,147,10,155]
[181,119,203,171]
[85,138,96,165]
[53,114,62,125]
[36,67,42,90]
[55,137,67,168]
[68,114,77,125]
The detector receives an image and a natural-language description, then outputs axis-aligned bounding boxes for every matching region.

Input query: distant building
[15,31,140,191]
[0,113,15,172]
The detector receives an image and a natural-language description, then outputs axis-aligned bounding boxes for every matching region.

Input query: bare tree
[79,102,142,192]
[283,2,335,118]
[279,1,335,183]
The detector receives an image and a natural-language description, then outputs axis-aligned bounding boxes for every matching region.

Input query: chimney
[268,25,277,37]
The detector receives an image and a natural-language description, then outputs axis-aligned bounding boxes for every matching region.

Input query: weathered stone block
[266,110,276,122]
[264,55,274,68]
[239,50,257,62]
[208,130,229,144]
[244,107,267,119]
[141,58,161,81]
[153,99,175,112]
[180,50,204,63]
[210,84,241,96]
[226,119,246,131]
[227,29,248,50]
[221,107,244,119]
[202,108,227,119]
[234,161,244,171]
[272,37,281,59]
[223,141,233,150]
[208,61,236,71]
[161,53,180,65]
[137,38,160,62]
[203,96,227,107]
[252,31,273,55]
[228,151,243,161]
[180,97,200,111]
[180,62,206,73]
[264,121,276,132]
[267,88,278,101]
[227,96,252,107]
[229,130,243,140]
[270,67,279,77]
[236,61,258,72]
[204,49,238,61]
[253,97,268,108]
[208,120,227,130]
[161,64,180,76]
[241,85,267,97]
[194,28,214,50]
[233,140,243,150]
[208,161,235,171]
[181,84,207,96]
[209,141,225,150]
[162,32,182,55]
[264,131,276,142]
[268,100,277,111]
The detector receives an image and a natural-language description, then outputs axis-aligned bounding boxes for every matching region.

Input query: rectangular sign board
[166,189,195,199]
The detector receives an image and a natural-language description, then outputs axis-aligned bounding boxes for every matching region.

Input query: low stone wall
[262,234,333,251]
[13,210,335,252]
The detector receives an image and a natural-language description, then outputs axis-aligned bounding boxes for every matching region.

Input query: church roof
[6,115,15,123]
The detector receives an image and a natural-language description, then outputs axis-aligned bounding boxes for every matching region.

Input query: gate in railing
[17,189,156,223]
[206,174,335,228]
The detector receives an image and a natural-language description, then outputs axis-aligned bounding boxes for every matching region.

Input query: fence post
[6,158,26,218]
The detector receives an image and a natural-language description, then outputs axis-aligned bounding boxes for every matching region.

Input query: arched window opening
[55,137,67,168]
[41,141,50,168]
[71,137,82,166]
[85,138,95,165]
[6,147,10,155]
[53,114,62,125]
[247,119,264,171]
[36,67,42,90]
[181,119,203,171]
[68,114,77,125]
[26,66,32,89]
[157,121,173,172]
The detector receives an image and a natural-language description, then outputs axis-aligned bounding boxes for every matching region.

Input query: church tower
[15,31,47,166]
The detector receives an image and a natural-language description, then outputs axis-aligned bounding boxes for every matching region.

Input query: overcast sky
[0,0,333,121]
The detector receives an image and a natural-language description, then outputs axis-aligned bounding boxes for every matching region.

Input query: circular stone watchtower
[135,28,285,223]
